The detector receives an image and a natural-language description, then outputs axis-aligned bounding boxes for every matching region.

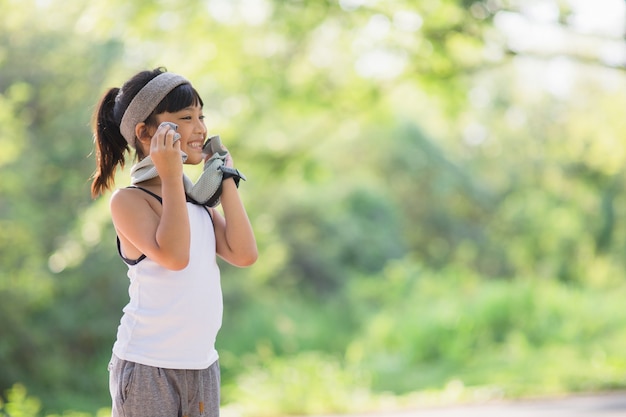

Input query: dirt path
[319,392,626,417]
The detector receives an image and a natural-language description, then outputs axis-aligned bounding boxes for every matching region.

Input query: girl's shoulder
[110,186,162,215]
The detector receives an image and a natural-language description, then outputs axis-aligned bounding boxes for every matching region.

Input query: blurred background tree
[1,0,625,415]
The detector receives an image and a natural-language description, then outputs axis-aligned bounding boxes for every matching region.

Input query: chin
[184,155,204,165]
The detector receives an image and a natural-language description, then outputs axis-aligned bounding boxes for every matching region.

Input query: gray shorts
[108,354,220,417]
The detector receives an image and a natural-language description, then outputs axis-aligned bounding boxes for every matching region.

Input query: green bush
[344,263,626,397]
[0,384,110,417]
[223,352,371,417]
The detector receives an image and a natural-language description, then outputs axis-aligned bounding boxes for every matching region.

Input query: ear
[134,122,152,144]
[134,122,153,157]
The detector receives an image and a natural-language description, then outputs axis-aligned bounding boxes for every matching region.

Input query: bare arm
[212,177,258,267]
[111,126,190,270]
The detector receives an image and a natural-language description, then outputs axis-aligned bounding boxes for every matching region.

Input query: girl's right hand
[150,123,183,181]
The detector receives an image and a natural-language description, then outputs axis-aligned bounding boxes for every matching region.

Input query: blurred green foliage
[1,0,625,415]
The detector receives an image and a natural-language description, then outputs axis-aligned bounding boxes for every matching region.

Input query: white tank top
[113,199,222,369]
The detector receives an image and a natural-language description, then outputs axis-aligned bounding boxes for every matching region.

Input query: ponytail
[90,87,130,198]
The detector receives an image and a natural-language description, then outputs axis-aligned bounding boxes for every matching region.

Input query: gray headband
[119,72,189,146]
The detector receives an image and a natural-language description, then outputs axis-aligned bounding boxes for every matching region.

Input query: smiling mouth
[188,141,203,150]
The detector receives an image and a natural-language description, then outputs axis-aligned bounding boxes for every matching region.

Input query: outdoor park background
[1,0,626,415]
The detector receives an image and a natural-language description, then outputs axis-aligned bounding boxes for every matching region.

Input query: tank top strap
[127,185,163,204]
[117,237,146,265]
[129,185,210,205]
[117,186,212,265]
[116,186,161,265]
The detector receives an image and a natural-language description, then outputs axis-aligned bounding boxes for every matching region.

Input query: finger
[151,124,169,148]
[164,128,178,147]
[159,122,181,144]
[151,130,162,150]
[173,138,181,152]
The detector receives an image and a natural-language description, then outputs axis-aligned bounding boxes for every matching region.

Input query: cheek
[180,125,196,138]
[183,153,205,166]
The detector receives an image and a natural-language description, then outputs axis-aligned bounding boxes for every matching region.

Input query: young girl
[91,67,257,417]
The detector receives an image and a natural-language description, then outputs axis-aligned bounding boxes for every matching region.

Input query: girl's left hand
[223,152,234,168]
[203,144,234,168]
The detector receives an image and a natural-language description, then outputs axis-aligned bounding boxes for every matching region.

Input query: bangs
[154,83,203,114]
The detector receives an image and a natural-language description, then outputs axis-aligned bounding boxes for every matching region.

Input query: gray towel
[129,136,228,207]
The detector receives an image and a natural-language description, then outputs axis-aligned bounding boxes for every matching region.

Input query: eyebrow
[177,106,201,112]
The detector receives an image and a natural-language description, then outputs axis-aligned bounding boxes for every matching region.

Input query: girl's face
[156,104,207,165]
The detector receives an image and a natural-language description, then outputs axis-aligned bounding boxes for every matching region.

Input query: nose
[195,118,207,135]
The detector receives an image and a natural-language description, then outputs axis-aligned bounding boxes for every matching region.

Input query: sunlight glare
[567,0,626,37]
